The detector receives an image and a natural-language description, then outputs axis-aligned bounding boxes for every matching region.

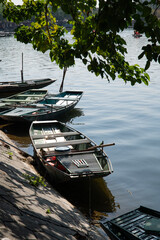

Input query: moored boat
[29,120,114,183]
[0,78,56,97]
[0,90,83,123]
[0,31,12,37]
[133,33,142,38]
[100,206,160,240]
[133,30,142,38]
[0,89,48,107]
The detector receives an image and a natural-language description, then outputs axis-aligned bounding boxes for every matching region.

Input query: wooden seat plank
[32,131,80,139]
[45,97,79,101]
[36,138,90,149]
[44,150,95,157]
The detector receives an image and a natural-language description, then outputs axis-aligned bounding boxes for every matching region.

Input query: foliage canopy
[1,0,160,85]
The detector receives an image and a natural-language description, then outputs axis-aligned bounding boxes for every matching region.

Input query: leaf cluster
[2,0,160,85]
[23,173,46,187]
[133,0,160,70]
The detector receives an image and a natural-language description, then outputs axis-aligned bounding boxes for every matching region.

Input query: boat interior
[40,91,83,107]
[31,122,111,175]
[0,89,48,106]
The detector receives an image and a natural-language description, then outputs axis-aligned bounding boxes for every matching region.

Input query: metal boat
[100,206,160,240]
[0,78,56,97]
[0,89,48,108]
[29,120,114,183]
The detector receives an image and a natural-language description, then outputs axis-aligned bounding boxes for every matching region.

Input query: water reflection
[55,178,116,221]
[56,108,84,123]
[0,122,30,147]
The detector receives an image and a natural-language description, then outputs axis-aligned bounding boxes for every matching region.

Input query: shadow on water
[54,178,116,221]
[32,155,116,222]
[56,108,84,123]
[0,122,31,147]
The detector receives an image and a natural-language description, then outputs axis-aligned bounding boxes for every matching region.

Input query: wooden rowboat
[29,120,114,183]
[0,89,48,108]
[0,78,56,97]
[133,34,142,38]
[0,91,83,123]
[100,206,160,240]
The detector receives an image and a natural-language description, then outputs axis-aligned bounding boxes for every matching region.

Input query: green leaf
[145,61,150,70]
[138,51,145,60]
[82,58,87,65]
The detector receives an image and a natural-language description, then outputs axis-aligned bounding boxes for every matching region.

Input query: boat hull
[0,78,56,97]
[0,91,83,123]
[133,34,142,38]
[100,206,160,240]
[34,152,112,184]
[0,100,79,123]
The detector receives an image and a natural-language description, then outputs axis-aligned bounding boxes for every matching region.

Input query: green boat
[101,206,160,240]
[0,89,48,108]
[0,91,83,123]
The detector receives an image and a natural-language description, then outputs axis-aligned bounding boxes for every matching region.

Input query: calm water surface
[0,29,160,221]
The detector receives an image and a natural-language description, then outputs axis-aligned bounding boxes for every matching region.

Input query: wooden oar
[68,142,116,155]
[72,143,115,153]
[43,142,115,157]
[87,143,115,150]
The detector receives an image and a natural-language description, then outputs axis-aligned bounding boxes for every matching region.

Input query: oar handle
[88,143,115,150]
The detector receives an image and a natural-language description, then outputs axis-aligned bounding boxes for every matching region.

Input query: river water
[0,29,160,222]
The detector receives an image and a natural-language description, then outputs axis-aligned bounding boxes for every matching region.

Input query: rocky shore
[0,130,107,240]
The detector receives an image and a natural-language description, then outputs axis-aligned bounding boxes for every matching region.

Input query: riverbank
[0,130,107,240]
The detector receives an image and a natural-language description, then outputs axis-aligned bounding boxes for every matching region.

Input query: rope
[0,138,33,158]
[89,176,92,223]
